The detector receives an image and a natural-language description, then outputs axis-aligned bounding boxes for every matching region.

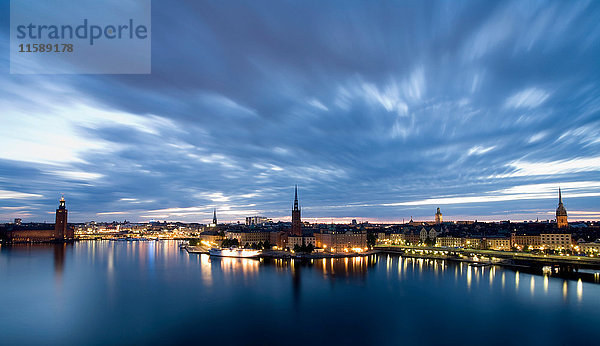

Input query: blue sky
[1,0,599,223]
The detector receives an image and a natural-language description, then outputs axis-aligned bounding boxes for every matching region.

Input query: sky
[1,0,599,223]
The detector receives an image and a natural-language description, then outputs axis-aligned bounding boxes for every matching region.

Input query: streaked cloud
[494,157,600,178]
[505,88,550,109]
[0,190,43,199]
[0,1,599,222]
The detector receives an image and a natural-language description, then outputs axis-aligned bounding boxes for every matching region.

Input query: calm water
[1,241,599,346]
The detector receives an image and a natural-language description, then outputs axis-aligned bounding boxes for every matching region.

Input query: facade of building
[464,237,482,249]
[226,231,270,245]
[315,230,367,252]
[287,235,316,249]
[540,233,572,250]
[419,227,428,242]
[376,232,404,245]
[291,186,302,236]
[578,242,600,254]
[511,234,542,249]
[556,188,568,229]
[436,236,464,248]
[485,237,511,251]
[199,230,223,244]
[404,232,420,245]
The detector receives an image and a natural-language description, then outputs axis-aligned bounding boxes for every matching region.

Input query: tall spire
[291,185,302,236]
[559,187,562,204]
[293,185,299,211]
[213,208,217,225]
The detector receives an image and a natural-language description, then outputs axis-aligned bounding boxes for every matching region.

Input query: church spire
[559,187,562,204]
[291,185,302,235]
[213,208,217,225]
[293,185,299,211]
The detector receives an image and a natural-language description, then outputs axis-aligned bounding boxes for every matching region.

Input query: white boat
[209,247,261,258]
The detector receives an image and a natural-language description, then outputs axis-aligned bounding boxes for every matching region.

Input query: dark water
[1,241,599,346]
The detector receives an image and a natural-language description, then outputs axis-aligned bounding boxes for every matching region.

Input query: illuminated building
[226,230,270,245]
[464,237,483,249]
[484,237,511,250]
[540,233,572,250]
[315,230,367,252]
[287,235,316,249]
[435,207,443,224]
[270,231,288,249]
[556,188,568,229]
[436,236,464,248]
[0,197,73,243]
[404,231,420,245]
[578,241,600,254]
[291,185,302,236]
[511,234,541,249]
[55,196,68,240]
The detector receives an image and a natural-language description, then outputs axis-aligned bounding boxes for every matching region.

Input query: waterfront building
[540,233,572,250]
[404,231,420,245]
[511,234,542,249]
[436,236,464,248]
[0,197,73,243]
[315,229,367,252]
[288,235,316,249]
[225,230,270,245]
[291,186,302,236]
[464,237,482,249]
[55,196,68,240]
[270,231,288,249]
[435,208,443,224]
[389,232,405,244]
[200,230,223,245]
[376,232,405,245]
[578,241,600,254]
[556,188,568,229]
[485,237,511,251]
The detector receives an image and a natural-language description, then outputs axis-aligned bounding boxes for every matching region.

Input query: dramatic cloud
[1,0,599,222]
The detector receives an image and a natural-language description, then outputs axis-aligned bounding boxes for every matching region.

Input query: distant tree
[263,240,272,250]
[367,232,377,247]
[424,237,436,247]
[293,244,301,252]
[306,243,315,253]
[221,238,239,248]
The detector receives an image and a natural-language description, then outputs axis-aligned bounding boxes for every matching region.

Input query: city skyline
[0,186,591,225]
[1,1,600,222]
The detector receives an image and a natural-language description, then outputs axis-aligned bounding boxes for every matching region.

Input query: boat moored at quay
[208,247,262,258]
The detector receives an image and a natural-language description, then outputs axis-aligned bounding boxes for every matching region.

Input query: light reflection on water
[0,241,599,345]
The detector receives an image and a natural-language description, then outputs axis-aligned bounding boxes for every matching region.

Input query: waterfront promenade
[375,244,600,271]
